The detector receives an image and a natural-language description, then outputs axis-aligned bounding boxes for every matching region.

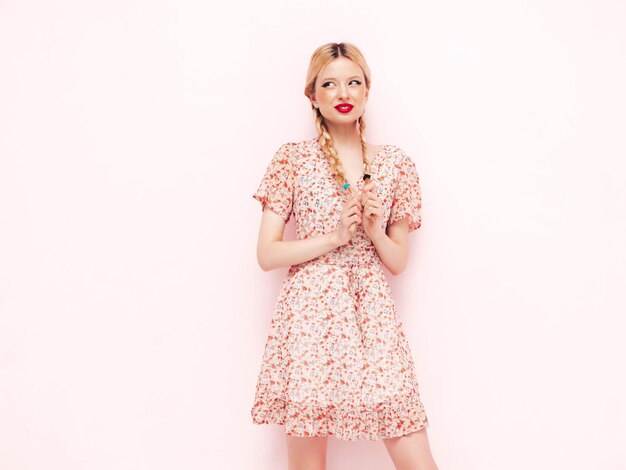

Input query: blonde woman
[251,42,439,470]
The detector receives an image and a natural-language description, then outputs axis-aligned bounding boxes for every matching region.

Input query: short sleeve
[388,150,422,232]
[252,143,295,222]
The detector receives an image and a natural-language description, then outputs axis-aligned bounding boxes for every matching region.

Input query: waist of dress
[292,256,381,269]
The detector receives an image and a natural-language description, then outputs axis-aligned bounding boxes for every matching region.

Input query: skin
[257,56,438,470]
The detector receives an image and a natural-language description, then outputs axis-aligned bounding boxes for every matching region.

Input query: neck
[324,121,362,150]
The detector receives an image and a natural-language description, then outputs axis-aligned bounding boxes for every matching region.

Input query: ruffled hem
[387,211,421,232]
[251,391,429,441]
[252,192,292,223]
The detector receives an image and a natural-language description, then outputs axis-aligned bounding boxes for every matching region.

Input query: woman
[251,42,439,470]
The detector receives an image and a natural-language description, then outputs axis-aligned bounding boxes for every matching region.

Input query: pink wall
[1,0,625,469]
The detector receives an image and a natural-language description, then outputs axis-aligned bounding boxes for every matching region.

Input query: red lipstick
[335,103,353,113]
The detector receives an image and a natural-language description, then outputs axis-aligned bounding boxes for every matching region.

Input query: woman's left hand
[360,180,385,241]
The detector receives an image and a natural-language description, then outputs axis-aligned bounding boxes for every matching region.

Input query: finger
[364,198,380,212]
[369,207,383,218]
[363,180,376,190]
[363,200,371,215]
[365,193,383,205]
[364,204,378,218]
[362,193,376,205]
[363,183,377,195]
[367,199,382,209]
[364,188,379,200]
[348,204,362,216]
[345,199,359,214]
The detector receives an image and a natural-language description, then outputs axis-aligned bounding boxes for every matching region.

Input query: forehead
[319,57,363,80]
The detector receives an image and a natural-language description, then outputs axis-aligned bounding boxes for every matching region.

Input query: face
[311,57,368,127]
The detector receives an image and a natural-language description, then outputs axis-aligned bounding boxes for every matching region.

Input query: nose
[338,83,349,99]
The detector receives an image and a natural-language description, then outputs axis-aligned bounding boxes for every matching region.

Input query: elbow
[257,254,271,272]
[256,248,274,272]
[389,262,407,276]
[390,250,409,276]
[257,239,283,271]
[256,248,267,271]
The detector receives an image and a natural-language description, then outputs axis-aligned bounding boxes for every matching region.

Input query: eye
[321,79,362,87]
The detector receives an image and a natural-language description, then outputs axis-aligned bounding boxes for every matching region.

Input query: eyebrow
[320,75,362,81]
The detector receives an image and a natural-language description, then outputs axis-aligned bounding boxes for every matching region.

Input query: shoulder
[381,145,421,190]
[273,140,299,156]
[379,144,415,167]
[296,137,322,155]
[267,141,300,170]
[274,138,319,156]
[272,138,321,171]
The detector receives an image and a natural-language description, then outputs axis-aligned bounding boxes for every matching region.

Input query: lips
[335,103,353,113]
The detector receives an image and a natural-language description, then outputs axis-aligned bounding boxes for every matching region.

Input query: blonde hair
[304,42,372,188]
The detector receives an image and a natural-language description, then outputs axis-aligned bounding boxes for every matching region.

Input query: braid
[315,109,370,188]
[358,115,371,176]
[315,111,347,187]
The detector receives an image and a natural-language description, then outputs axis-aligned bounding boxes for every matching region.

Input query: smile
[334,104,353,113]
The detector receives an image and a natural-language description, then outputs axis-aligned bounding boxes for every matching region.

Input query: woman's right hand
[333,192,362,247]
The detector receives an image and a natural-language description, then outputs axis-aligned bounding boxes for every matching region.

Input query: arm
[361,149,422,276]
[256,208,341,271]
[370,218,410,276]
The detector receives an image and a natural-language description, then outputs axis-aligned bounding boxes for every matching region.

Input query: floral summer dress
[250,137,429,441]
